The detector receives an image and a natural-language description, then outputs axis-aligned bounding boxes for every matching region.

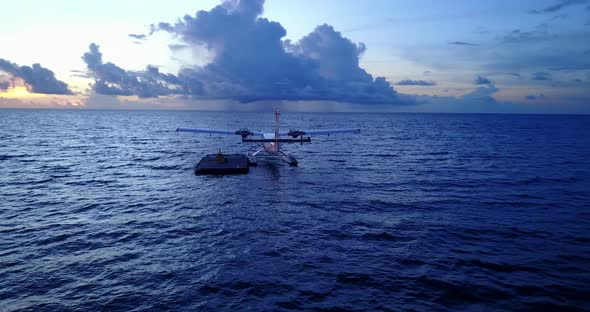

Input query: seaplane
[176,110,360,173]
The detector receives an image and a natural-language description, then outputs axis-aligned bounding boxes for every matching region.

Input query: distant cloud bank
[474,75,493,85]
[396,80,436,86]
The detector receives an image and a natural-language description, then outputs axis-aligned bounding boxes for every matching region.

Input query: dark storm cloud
[82,43,182,98]
[128,34,147,40]
[141,0,401,104]
[474,75,493,85]
[0,80,9,90]
[530,0,589,13]
[449,41,478,46]
[532,72,552,80]
[396,80,436,86]
[0,58,73,95]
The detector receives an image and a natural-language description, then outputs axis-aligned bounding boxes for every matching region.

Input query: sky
[0,0,589,113]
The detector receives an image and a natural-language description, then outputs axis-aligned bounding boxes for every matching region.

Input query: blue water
[1,109,589,311]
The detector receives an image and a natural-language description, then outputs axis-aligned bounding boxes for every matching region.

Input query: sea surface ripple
[1,110,589,311]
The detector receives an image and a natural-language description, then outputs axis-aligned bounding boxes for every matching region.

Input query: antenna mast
[275,109,280,153]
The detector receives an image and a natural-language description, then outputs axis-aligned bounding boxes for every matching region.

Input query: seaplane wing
[176,111,360,168]
[280,128,360,137]
[176,127,264,137]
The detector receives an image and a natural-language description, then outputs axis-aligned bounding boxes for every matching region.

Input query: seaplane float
[176,110,360,174]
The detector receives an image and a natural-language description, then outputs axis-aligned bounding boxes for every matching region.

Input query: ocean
[1,109,589,311]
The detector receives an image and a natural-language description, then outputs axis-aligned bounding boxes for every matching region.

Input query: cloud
[550,13,569,20]
[396,79,436,86]
[449,41,478,46]
[138,0,402,104]
[526,94,545,100]
[168,44,189,51]
[508,72,521,77]
[463,85,498,103]
[0,80,9,90]
[82,93,165,110]
[150,22,174,34]
[474,75,493,85]
[501,28,557,44]
[406,86,544,114]
[423,71,432,75]
[0,59,73,95]
[82,43,182,98]
[548,64,590,70]
[405,23,590,74]
[128,33,147,40]
[530,0,589,14]
[474,26,490,35]
[532,72,552,80]
[70,69,91,78]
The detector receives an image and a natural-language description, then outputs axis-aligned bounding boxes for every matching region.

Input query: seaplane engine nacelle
[288,130,306,138]
[235,129,254,138]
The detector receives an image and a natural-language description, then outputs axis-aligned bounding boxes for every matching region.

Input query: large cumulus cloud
[0,59,72,95]
[85,0,401,104]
